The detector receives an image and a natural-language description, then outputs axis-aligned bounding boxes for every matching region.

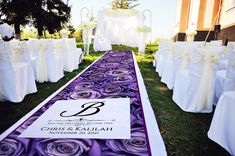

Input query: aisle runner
[0,51,152,155]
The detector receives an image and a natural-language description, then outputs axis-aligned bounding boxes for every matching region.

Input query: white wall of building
[220,0,235,28]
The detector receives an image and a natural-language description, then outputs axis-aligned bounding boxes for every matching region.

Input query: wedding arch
[94,9,146,51]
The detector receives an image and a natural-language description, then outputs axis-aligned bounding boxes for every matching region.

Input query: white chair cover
[27,39,42,81]
[173,47,223,112]
[213,52,235,105]
[54,39,73,72]
[65,38,83,66]
[39,39,64,83]
[8,40,31,63]
[0,41,37,102]
[208,91,235,155]
[154,41,174,77]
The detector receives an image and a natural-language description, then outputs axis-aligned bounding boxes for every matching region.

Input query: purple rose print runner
[0,51,166,156]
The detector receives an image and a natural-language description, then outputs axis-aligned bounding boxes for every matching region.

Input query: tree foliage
[0,0,32,37]
[111,0,139,9]
[31,0,71,36]
[0,0,71,38]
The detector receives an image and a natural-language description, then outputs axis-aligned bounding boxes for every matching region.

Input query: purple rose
[36,139,101,156]
[105,128,148,156]
[99,62,120,68]
[106,69,129,76]
[131,107,144,126]
[0,138,24,156]
[100,85,123,96]
[68,90,101,99]
[74,82,95,90]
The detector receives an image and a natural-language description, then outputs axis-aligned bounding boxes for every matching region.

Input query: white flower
[186,29,197,35]
[136,25,151,32]
[105,8,140,16]
[80,21,96,29]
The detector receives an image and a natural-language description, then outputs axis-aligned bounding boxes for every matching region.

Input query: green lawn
[0,43,230,156]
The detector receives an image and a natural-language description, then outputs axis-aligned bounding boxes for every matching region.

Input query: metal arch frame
[80,7,90,25]
[143,9,152,53]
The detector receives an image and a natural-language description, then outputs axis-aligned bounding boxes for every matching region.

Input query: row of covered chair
[0,38,84,103]
[153,40,235,112]
[153,40,235,155]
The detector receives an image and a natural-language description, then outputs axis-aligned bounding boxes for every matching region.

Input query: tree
[0,0,32,39]
[0,0,71,38]
[31,0,71,37]
[111,0,139,9]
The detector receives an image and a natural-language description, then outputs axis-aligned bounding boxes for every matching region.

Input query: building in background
[173,0,235,42]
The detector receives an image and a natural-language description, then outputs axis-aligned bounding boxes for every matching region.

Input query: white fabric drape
[94,10,145,49]
[208,91,235,155]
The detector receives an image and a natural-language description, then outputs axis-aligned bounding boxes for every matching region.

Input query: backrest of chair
[39,39,54,57]
[18,41,31,63]
[226,54,235,79]
[53,39,64,58]
[189,47,222,77]
[0,41,13,70]
[65,38,77,52]
[174,44,195,71]
[27,39,40,58]
[158,41,173,51]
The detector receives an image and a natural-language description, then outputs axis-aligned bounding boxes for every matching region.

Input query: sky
[68,0,176,40]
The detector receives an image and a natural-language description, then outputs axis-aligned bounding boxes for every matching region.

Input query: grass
[0,43,230,156]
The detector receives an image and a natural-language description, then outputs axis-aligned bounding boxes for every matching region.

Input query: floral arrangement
[60,29,71,35]
[136,25,151,32]
[106,8,139,16]
[80,21,96,29]
[186,29,197,35]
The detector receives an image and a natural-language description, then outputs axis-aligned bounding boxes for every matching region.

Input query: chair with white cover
[93,35,112,52]
[8,40,31,63]
[171,44,196,88]
[65,38,83,66]
[154,41,174,77]
[213,51,235,105]
[38,39,64,83]
[9,40,39,79]
[160,42,177,89]
[27,39,41,80]
[0,41,37,103]
[173,47,223,112]
[54,39,76,72]
[208,91,235,155]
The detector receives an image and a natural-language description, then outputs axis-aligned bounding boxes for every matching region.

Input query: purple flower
[68,90,101,99]
[105,128,148,156]
[106,69,129,76]
[74,82,95,90]
[99,62,120,68]
[131,106,144,126]
[0,138,24,156]
[36,139,101,156]
[100,85,123,96]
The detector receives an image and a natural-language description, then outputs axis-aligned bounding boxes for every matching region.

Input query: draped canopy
[94,9,145,50]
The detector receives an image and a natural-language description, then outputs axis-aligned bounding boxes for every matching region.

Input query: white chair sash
[194,49,220,111]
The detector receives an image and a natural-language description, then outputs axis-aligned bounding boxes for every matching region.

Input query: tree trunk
[37,19,44,38]
[14,23,20,39]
